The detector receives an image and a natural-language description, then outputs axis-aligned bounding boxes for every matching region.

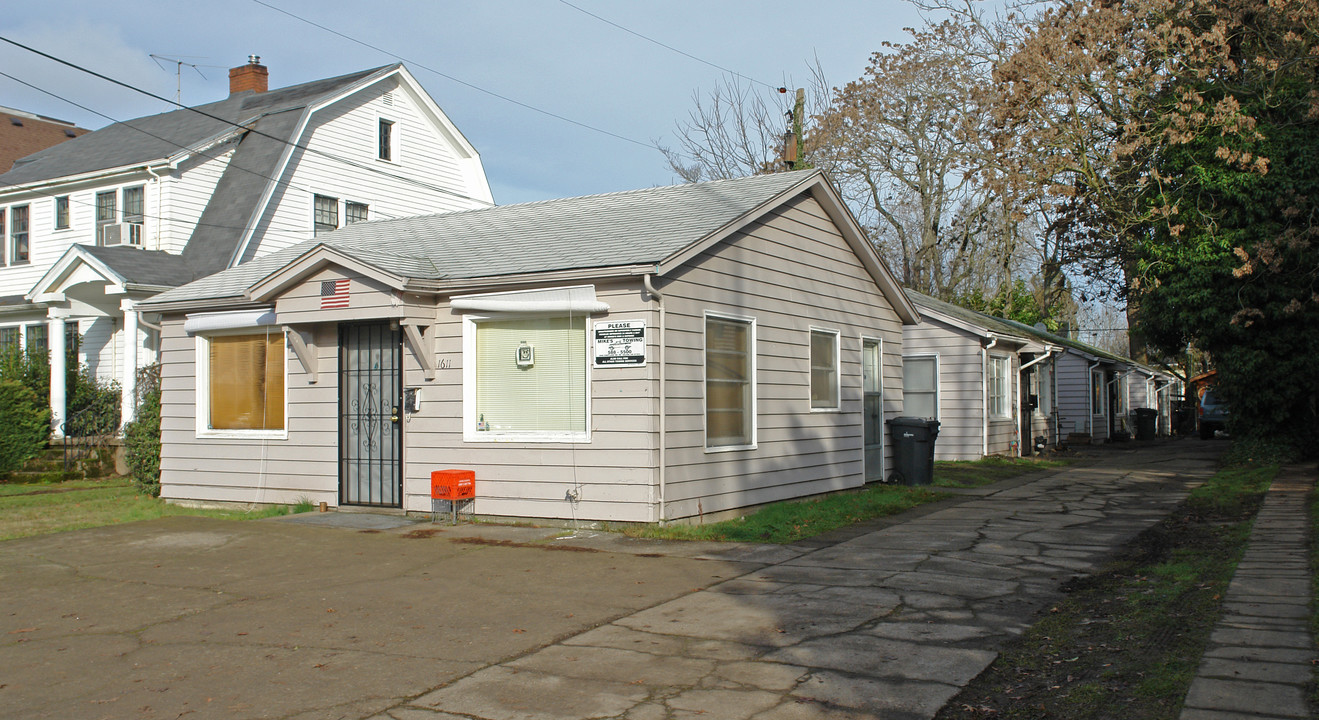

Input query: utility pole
[783,88,811,171]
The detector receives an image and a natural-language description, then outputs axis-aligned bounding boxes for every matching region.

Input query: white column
[121,299,139,429]
[48,310,67,436]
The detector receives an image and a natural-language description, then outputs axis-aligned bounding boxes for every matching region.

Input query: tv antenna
[149,54,213,105]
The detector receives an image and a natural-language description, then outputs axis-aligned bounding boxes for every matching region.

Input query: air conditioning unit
[101,222,143,247]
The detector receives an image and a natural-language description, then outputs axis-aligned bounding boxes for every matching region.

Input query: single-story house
[902,291,1063,460]
[138,170,920,523]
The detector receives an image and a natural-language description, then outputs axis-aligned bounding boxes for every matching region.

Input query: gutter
[644,274,666,523]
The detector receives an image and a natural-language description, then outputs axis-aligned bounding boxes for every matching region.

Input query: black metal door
[340,322,402,507]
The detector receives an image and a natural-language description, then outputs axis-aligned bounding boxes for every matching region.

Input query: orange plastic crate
[431,469,475,500]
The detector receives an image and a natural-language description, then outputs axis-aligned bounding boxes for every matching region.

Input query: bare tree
[660,66,830,183]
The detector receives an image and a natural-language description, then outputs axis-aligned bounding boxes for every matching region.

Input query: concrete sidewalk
[1179,463,1316,720]
[387,442,1221,720]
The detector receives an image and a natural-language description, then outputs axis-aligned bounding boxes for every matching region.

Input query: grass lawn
[624,454,1071,544]
[0,478,292,541]
[935,455,1074,488]
[936,462,1278,719]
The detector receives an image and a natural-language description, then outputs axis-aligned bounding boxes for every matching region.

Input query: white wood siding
[156,149,233,254]
[243,82,489,261]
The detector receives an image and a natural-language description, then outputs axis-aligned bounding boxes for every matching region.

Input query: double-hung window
[988,355,1010,418]
[705,314,755,449]
[54,196,70,230]
[809,328,839,410]
[345,202,369,225]
[199,331,286,435]
[378,119,396,161]
[313,195,338,236]
[903,356,938,420]
[95,191,117,244]
[9,205,29,264]
[468,315,588,440]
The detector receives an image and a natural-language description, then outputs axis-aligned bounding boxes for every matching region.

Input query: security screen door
[340,322,402,507]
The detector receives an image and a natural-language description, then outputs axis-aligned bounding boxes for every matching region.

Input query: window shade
[209,333,284,430]
[475,316,586,433]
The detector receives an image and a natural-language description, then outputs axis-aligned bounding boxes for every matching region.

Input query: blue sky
[1,1,928,205]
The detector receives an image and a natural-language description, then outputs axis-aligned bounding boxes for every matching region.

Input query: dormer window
[378,118,396,162]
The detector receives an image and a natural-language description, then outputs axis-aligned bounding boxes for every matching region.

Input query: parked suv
[1198,388,1229,439]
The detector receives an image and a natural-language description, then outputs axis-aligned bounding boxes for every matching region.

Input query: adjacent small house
[139,170,919,523]
[0,59,491,432]
[902,291,1063,460]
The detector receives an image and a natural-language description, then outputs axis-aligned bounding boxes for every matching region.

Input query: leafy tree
[123,364,162,495]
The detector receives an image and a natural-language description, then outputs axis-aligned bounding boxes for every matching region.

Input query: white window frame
[902,354,939,421]
[809,326,841,412]
[988,354,1011,419]
[704,310,757,452]
[462,312,592,444]
[194,328,289,440]
[312,193,339,237]
[1036,361,1054,416]
[377,117,399,163]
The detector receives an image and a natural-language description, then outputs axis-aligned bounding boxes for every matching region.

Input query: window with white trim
[313,194,338,236]
[705,314,755,449]
[378,118,397,161]
[989,355,1010,418]
[345,201,369,225]
[903,355,938,420]
[1092,370,1107,416]
[198,331,286,434]
[54,196,70,230]
[9,205,28,265]
[469,315,588,440]
[95,190,116,244]
[810,328,840,410]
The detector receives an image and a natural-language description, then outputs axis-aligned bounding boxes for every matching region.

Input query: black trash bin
[887,416,941,485]
[1134,407,1157,441]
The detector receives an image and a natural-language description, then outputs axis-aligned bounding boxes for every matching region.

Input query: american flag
[321,278,350,309]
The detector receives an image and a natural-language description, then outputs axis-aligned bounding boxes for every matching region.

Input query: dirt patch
[450,537,601,552]
[400,528,445,539]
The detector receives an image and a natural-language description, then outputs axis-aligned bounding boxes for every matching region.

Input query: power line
[0,34,494,208]
[249,0,662,152]
[0,69,410,240]
[556,0,785,94]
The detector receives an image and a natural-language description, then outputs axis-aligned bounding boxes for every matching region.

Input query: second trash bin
[1133,407,1157,441]
[887,416,940,485]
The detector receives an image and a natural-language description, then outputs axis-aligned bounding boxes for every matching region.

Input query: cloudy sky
[1,1,929,205]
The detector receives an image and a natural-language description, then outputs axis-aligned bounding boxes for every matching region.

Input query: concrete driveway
[1,441,1220,720]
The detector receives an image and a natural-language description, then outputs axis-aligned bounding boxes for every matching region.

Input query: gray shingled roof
[0,66,390,187]
[81,246,196,288]
[143,170,824,308]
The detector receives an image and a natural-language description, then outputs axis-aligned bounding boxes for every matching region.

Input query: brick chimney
[229,55,268,95]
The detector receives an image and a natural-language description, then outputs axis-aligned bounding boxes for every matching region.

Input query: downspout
[1086,359,1101,435]
[644,274,666,523]
[981,334,997,457]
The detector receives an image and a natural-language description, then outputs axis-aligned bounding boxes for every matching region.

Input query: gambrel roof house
[139,170,920,523]
[0,58,492,432]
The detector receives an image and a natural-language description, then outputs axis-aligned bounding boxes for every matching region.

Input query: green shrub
[123,365,162,496]
[0,379,51,474]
